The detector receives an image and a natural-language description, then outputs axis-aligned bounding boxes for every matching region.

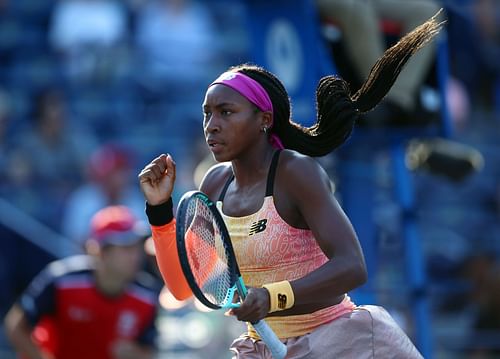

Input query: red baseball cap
[89,206,149,246]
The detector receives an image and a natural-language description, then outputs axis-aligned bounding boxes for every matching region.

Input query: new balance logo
[249,219,267,236]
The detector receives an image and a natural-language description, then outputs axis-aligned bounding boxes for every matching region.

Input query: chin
[211,152,231,163]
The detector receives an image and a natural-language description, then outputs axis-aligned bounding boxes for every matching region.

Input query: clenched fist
[138,154,176,205]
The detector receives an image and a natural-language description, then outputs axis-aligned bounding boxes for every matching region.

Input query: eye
[221,109,232,116]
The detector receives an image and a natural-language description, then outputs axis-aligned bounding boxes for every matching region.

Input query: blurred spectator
[61,144,145,247]
[14,88,92,186]
[3,205,160,359]
[49,0,130,84]
[10,88,95,229]
[316,0,442,126]
[7,88,95,229]
[133,0,220,104]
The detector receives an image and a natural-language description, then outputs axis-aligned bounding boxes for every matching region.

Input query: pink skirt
[229,305,423,359]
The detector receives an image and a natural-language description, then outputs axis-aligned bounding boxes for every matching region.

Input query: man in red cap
[4,206,160,359]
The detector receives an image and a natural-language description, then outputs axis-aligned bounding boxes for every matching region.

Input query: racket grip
[251,320,287,359]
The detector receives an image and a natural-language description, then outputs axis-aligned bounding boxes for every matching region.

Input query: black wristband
[145,198,174,226]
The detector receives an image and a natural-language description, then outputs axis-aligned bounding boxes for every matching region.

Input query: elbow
[170,289,193,302]
[349,256,368,289]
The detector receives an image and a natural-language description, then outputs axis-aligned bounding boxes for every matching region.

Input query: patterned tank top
[216,150,355,339]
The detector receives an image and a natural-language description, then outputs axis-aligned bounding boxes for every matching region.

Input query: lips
[206,138,222,148]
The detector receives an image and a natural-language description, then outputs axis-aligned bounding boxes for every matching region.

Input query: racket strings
[184,199,235,307]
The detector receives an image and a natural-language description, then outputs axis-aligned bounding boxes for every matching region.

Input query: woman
[138,11,443,358]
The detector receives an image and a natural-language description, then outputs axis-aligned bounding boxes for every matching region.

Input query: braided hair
[231,10,444,157]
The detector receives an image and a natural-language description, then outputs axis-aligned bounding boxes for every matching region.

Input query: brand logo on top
[249,219,267,236]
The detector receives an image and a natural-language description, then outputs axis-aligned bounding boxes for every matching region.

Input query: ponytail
[352,10,444,112]
[232,10,444,157]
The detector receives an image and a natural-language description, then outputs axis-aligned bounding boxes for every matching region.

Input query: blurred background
[0,0,498,358]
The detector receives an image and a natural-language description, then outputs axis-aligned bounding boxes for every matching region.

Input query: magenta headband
[209,71,284,149]
[209,71,273,113]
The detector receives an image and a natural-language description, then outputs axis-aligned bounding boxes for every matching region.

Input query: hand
[138,154,176,205]
[230,287,270,323]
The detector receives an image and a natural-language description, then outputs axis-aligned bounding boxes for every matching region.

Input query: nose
[204,114,220,134]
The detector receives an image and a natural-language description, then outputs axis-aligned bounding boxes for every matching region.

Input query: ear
[260,111,273,131]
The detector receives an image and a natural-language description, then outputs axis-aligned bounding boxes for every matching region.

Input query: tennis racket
[176,190,287,359]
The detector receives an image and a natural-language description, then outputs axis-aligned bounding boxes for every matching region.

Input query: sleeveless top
[216,150,355,339]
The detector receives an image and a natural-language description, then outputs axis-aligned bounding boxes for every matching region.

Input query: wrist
[145,197,173,226]
[262,280,295,313]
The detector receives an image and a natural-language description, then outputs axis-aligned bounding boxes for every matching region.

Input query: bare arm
[280,154,366,312]
[4,304,50,359]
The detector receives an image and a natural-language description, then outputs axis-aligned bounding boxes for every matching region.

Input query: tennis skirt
[229,305,423,359]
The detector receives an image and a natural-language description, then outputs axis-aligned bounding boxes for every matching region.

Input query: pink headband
[209,71,284,149]
[209,72,273,113]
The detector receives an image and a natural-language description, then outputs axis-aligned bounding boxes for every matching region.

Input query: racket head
[176,190,240,309]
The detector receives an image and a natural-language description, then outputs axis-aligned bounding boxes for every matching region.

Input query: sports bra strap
[265,150,282,196]
[218,150,282,201]
[218,172,234,202]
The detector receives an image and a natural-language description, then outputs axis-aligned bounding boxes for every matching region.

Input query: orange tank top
[216,150,355,339]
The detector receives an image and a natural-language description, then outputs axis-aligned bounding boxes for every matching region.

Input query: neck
[231,144,276,187]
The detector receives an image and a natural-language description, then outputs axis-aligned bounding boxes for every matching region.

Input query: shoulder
[40,255,94,282]
[276,150,333,201]
[278,150,330,185]
[199,162,233,200]
[270,150,334,228]
[21,255,93,303]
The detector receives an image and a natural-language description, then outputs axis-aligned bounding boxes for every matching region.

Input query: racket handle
[251,320,287,359]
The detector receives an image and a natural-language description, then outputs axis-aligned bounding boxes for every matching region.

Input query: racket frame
[176,190,241,310]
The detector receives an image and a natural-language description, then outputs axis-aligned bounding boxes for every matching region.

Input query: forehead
[203,84,252,107]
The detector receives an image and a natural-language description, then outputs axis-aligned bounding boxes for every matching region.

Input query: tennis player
[138,12,443,358]
[4,206,160,359]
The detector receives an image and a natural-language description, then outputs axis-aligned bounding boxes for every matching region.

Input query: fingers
[149,154,169,180]
[138,154,174,184]
[138,154,177,205]
[231,287,270,323]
